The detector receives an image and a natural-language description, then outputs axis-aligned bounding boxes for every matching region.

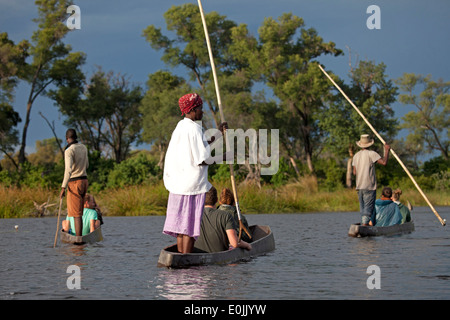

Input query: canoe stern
[157,225,275,268]
[348,221,415,237]
[60,227,103,245]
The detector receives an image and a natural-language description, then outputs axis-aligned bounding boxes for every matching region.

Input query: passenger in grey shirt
[195,186,251,253]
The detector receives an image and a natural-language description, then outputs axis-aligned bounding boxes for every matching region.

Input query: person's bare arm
[202,150,233,165]
[62,220,69,232]
[226,229,252,251]
[201,122,231,165]
[377,144,391,166]
[207,122,228,145]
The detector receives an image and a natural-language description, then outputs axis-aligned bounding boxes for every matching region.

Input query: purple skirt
[163,192,205,240]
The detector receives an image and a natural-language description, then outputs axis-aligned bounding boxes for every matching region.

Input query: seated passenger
[392,188,411,223]
[89,193,104,226]
[62,194,101,236]
[194,186,252,253]
[374,187,403,227]
[218,188,251,243]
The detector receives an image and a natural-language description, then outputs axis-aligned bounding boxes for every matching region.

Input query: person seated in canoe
[374,187,403,227]
[392,188,411,224]
[194,186,252,253]
[218,188,251,243]
[89,193,104,226]
[62,194,101,236]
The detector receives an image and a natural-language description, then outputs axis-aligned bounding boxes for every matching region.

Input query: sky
[0,0,449,157]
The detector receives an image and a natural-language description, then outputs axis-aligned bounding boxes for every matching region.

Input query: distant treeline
[1,2,448,193]
[0,146,448,194]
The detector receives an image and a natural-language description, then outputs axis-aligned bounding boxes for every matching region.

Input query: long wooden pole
[198,0,251,239]
[53,198,63,247]
[318,64,446,226]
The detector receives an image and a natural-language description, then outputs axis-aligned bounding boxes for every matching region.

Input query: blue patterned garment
[374,199,403,227]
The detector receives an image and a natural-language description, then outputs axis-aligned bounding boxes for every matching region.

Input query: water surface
[1,207,449,300]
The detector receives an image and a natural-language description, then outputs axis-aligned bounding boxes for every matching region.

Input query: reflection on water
[351,238,382,266]
[156,268,213,299]
[1,209,449,299]
[154,263,252,300]
[60,244,88,257]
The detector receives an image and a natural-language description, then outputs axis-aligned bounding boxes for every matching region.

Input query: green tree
[52,68,108,153]
[143,3,247,128]
[248,94,303,182]
[252,13,342,174]
[27,137,62,167]
[106,153,160,189]
[51,68,143,163]
[396,73,449,160]
[143,4,266,184]
[18,0,86,164]
[319,59,398,187]
[140,70,190,168]
[0,33,28,169]
[0,33,29,102]
[0,104,21,169]
[103,74,143,163]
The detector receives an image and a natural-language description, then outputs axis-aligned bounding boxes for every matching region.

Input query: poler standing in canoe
[59,129,89,237]
[352,134,390,226]
[162,93,229,253]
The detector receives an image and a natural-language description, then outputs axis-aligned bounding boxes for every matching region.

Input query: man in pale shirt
[59,129,89,237]
[352,134,390,225]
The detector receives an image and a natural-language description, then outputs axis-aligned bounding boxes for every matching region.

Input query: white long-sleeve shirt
[163,118,212,195]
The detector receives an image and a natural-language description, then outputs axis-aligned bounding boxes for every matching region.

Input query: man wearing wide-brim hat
[352,134,390,225]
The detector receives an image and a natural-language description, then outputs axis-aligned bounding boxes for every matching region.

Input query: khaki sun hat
[356,134,374,148]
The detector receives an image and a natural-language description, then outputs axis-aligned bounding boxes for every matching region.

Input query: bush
[432,170,450,191]
[106,154,160,189]
[210,163,244,183]
[0,170,16,187]
[389,174,436,191]
[0,162,62,189]
[313,158,345,191]
[268,157,297,186]
[323,159,345,191]
[87,150,115,192]
[422,156,450,176]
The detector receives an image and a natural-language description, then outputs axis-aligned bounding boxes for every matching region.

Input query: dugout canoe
[157,225,275,268]
[348,221,415,237]
[60,227,103,245]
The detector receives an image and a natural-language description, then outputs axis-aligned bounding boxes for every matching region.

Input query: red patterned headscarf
[179,93,203,115]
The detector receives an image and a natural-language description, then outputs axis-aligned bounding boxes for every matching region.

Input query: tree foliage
[27,137,62,167]
[143,3,255,128]
[0,104,21,169]
[396,73,449,160]
[1,3,448,194]
[51,68,143,163]
[140,70,190,168]
[0,32,29,101]
[17,0,86,164]
[251,13,343,173]
[318,59,399,187]
[0,33,28,169]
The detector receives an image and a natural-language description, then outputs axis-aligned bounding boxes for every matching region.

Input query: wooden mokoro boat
[157,225,275,268]
[60,227,103,245]
[348,221,415,237]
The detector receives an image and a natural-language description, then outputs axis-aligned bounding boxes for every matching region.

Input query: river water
[0,207,449,300]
